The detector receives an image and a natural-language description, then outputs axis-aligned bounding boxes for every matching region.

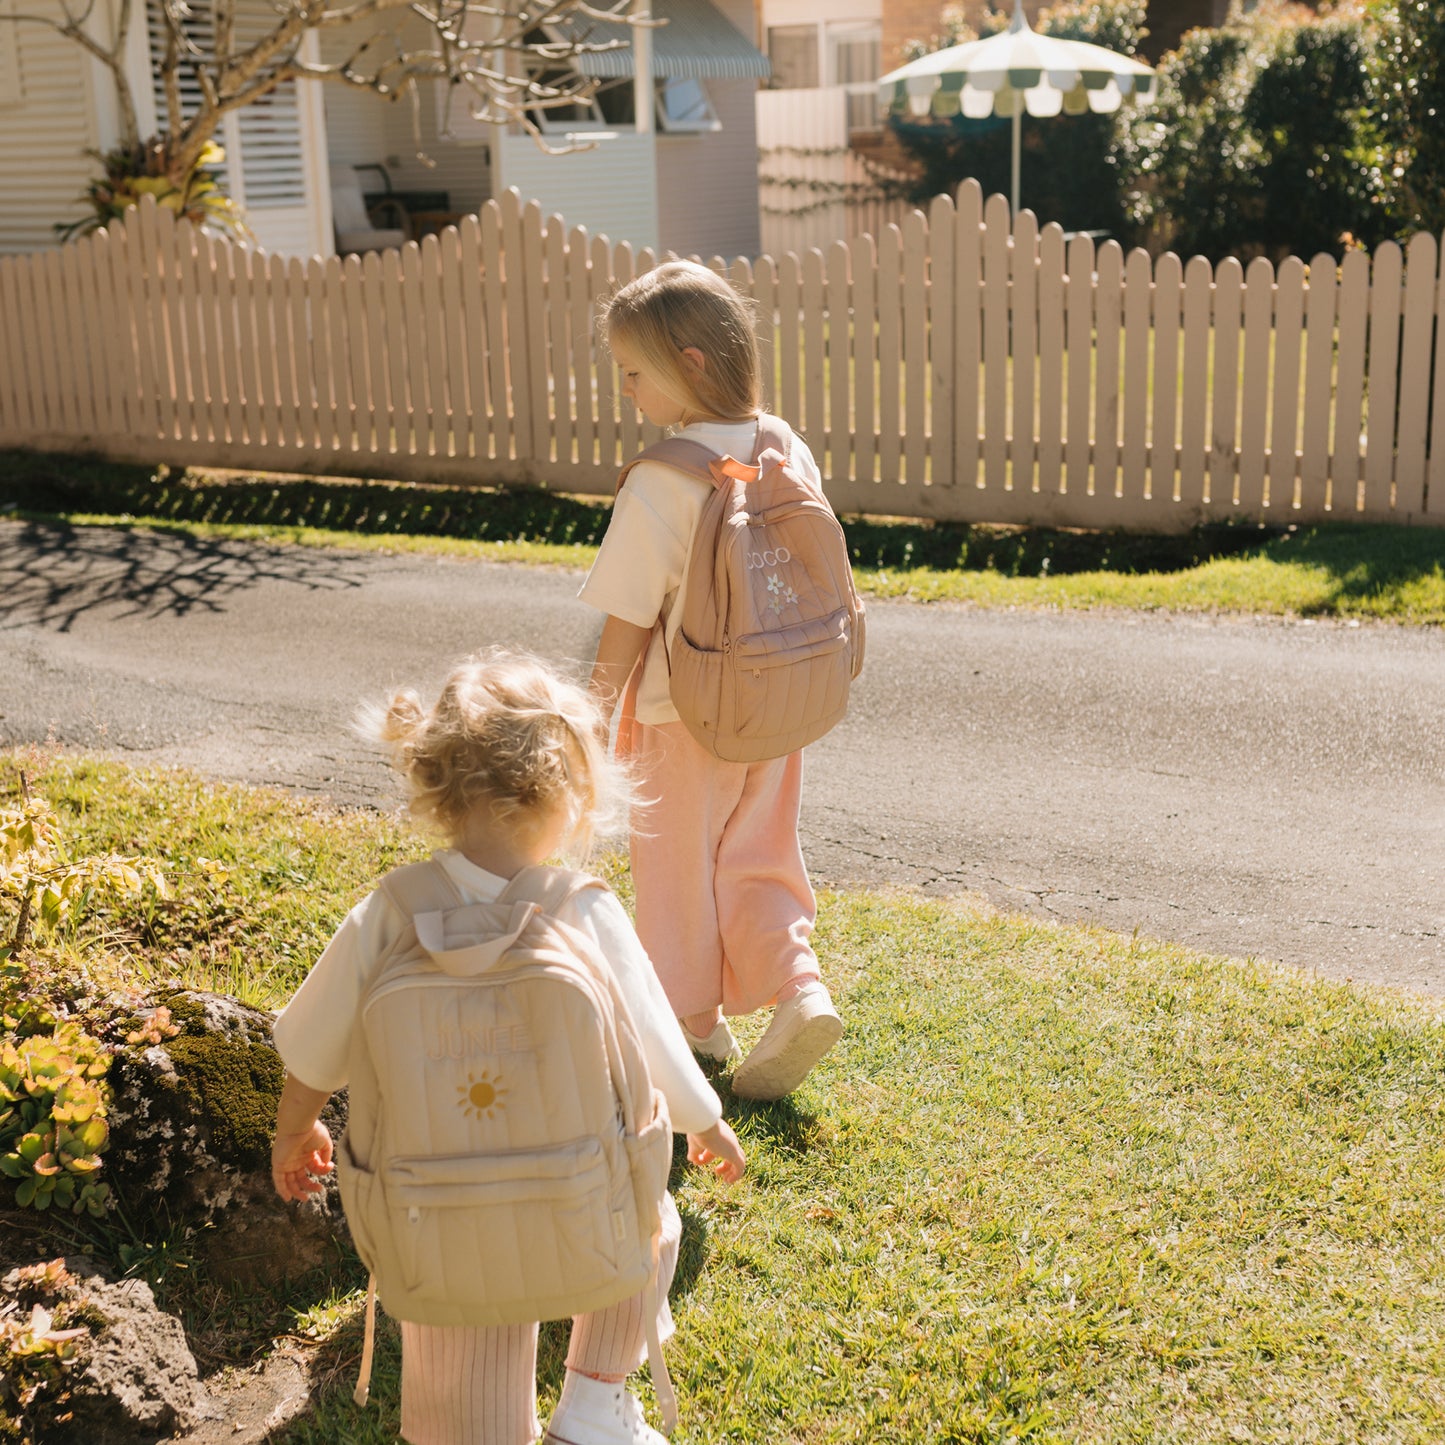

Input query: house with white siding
[0,0,768,260]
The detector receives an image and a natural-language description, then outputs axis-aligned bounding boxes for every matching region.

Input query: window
[767,24,819,90]
[830,23,882,133]
[656,77,720,133]
[524,27,631,134]
[830,27,879,88]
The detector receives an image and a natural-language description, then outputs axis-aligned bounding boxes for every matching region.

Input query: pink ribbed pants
[629,720,819,1019]
[398,1194,681,1445]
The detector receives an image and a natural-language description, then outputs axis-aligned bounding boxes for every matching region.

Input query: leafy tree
[888,0,1149,237]
[1,0,640,233]
[1367,0,1445,237]
[1114,1,1384,260]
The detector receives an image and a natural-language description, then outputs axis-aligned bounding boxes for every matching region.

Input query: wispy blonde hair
[359,648,628,857]
[598,259,762,424]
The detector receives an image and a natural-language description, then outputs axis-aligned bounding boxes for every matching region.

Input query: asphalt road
[3,518,1443,997]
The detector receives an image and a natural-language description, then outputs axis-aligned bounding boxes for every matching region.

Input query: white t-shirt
[272,849,723,1136]
[579,417,823,725]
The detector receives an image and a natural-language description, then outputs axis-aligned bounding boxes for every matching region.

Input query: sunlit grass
[7,750,1444,1444]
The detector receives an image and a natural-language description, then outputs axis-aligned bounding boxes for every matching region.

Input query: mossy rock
[98,991,349,1288]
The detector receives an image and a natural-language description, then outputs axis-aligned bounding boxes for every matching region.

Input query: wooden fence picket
[1037,225,1066,495]
[1363,241,1404,520]
[1429,242,1445,518]
[826,240,851,488]
[1332,249,1370,517]
[1269,257,1306,517]
[1210,258,1243,509]
[981,197,1010,493]
[927,194,955,493]
[1237,257,1271,517]
[953,183,983,495]
[1009,209,1038,498]
[1120,247,1151,504]
[848,233,877,500]
[1065,231,1093,497]
[1179,255,1211,509]
[901,207,928,489]
[1395,233,1437,517]
[1094,241,1124,503]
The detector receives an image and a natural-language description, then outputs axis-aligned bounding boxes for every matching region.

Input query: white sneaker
[681,1016,742,1064]
[730,982,843,1101]
[544,1372,666,1445]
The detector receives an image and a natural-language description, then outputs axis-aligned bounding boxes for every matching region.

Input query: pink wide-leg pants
[629,720,819,1019]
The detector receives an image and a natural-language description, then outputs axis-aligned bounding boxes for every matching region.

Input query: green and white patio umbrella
[877,0,1156,217]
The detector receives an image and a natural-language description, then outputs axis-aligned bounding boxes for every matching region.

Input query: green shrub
[1114,1,1385,261]
[1367,0,1445,237]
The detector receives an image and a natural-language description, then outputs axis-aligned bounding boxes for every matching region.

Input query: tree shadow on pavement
[0,519,370,632]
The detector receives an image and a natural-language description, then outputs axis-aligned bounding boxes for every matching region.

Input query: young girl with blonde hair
[580,259,844,1101]
[269,648,744,1445]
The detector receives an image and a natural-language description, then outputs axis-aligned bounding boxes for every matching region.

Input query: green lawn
[4,450,1445,623]
[7,751,1443,1444]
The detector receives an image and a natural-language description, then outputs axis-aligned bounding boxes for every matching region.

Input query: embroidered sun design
[456,1070,506,1120]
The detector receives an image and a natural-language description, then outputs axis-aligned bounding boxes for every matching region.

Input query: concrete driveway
[3,519,1442,996]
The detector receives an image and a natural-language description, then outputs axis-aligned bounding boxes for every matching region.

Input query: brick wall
[880,1,1050,75]
[1142,0,1229,60]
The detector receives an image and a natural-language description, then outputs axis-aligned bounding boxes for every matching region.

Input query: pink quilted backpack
[617,415,865,762]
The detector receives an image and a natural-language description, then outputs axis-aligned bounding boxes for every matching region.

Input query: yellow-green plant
[0,778,168,1216]
[0,1023,112,1215]
[56,137,252,244]
[1,786,168,961]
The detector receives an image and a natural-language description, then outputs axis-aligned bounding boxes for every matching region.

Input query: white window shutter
[145,0,305,208]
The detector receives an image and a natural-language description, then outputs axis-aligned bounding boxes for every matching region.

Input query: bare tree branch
[11,0,657,197]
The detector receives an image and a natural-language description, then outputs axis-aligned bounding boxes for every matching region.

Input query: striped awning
[558,0,771,81]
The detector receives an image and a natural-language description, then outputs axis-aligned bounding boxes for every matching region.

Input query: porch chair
[329,164,409,254]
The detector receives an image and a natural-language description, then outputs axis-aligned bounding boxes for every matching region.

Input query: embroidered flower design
[784,586,799,605]
[767,573,783,594]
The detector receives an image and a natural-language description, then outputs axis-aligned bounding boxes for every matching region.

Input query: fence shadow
[1,448,613,549]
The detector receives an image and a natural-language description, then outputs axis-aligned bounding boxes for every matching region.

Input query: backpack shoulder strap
[373,856,466,919]
[615,437,723,495]
[754,413,793,462]
[498,863,609,919]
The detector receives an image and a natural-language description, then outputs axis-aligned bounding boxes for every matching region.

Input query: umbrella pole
[1010,107,1021,218]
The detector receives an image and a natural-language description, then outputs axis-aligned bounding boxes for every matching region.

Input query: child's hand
[271,1122,334,1202]
[687,1120,745,1183]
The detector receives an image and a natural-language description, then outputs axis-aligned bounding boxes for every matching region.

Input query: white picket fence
[1,182,1441,530]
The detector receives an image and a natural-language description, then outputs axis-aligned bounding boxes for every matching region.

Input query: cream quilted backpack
[336,859,676,1430]
[617,415,865,762]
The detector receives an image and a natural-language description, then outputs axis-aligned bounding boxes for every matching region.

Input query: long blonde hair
[359,648,627,857]
[598,259,762,424]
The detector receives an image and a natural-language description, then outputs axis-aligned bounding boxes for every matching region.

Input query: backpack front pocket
[724,609,853,758]
[379,1136,638,1322]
